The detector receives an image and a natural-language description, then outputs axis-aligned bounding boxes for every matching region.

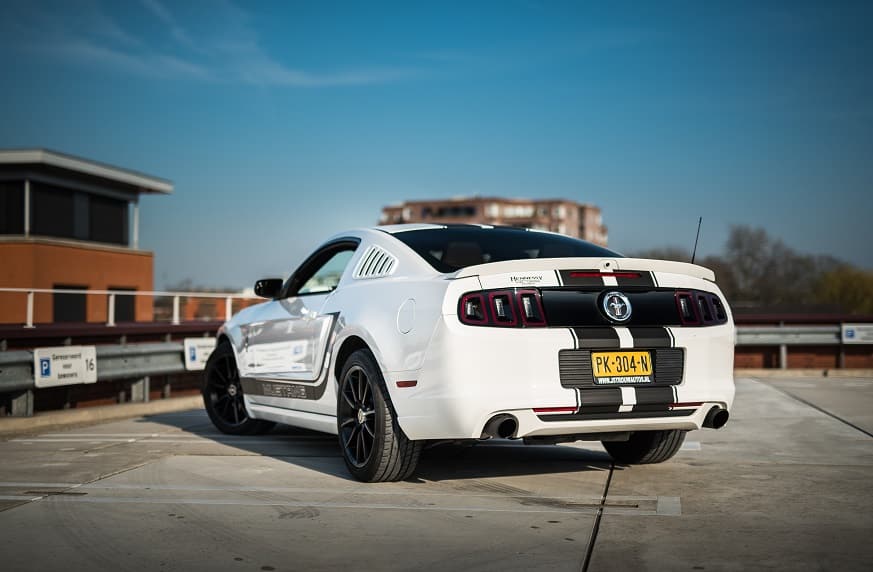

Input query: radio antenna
[691,217,703,264]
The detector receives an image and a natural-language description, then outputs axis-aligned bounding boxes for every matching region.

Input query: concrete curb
[0,395,204,438]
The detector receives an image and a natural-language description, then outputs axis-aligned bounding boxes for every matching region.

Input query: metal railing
[736,325,842,346]
[0,342,195,416]
[736,324,847,369]
[0,287,260,327]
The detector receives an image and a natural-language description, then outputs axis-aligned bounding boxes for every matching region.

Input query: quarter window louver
[353,245,398,279]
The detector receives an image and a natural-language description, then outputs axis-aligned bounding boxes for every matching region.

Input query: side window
[297,250,355,295]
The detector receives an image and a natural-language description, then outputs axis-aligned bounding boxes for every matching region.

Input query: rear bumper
[388,316,735,441]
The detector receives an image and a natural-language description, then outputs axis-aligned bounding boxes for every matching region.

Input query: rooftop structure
[0,149,172,323]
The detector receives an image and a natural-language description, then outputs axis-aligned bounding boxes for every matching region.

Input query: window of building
[53,285,87,323]
[32,184,76,239]
[89,194,128,245]
[109,288,136,322]
[552,205,567,219]
[485,203,500,218]
[433,205,476,218]
[503,205,534,218]
[0,181,24,234]
[26,184,129,245]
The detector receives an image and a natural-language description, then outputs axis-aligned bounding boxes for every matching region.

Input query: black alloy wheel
[202,342,274,435]
[337,349,422,482]
[338,365,376,468]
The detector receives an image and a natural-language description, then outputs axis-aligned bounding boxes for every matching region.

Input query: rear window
[392,226,622,272]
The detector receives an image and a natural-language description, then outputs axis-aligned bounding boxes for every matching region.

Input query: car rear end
[392,255,735,443]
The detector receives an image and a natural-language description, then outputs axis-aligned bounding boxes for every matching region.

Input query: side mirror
[254,278,283,299]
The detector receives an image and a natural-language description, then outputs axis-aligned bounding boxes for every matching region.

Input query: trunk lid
[453,257,715,289]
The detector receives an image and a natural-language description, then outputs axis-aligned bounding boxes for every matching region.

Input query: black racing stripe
[537,409,696,422]
[573,327,620,348]
[616,270,655,287]
[559,269,604,286]
[634,386,675,405]
[577,405,621,415]
[631,404,672,413]
[627,327,672,348]
[579,388,622,413]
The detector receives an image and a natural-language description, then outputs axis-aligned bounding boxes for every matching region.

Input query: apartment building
[380,197,608,245]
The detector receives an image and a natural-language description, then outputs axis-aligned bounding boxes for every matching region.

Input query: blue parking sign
[39,358,51,377]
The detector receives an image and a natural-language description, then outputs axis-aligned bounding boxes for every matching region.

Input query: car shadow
[138,408,619,482]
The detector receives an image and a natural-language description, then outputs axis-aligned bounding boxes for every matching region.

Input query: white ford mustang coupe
[203,224,735,482]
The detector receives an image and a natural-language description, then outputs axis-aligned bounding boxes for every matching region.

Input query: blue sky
[1,0,871,288]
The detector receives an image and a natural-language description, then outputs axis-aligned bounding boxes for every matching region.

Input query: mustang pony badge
[603,291,632,322]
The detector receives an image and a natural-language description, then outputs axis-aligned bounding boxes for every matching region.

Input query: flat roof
[0,149,173,194]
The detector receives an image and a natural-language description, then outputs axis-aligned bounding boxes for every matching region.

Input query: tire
[602,430,686,464]
[202,341,275,436]
[337,349,422,482]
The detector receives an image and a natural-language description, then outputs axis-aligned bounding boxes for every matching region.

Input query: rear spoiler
[453,257,716,282]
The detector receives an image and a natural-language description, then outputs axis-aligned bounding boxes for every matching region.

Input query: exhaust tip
[481,414,519,439]
[703,406,730,429]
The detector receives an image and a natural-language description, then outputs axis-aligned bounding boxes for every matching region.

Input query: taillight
[697,294,714,323]
[711,296,727,321]
[517,289,546,326]
[488,291,517,326]
[676,290,728,326]
[459,293,488,325]
[676,291,699,325]
[458,289,548,328]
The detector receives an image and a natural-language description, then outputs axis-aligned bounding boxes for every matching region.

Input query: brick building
[0,149,171,324]
[380,197,608,245]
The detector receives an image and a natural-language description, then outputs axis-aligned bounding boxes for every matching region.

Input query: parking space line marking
[0,482,81,488]
[39,433,330,440]
[655,496,682,515]
[11,437,333,444]
[11,438,138,443]
[0,482,675,516]
[29,495,603,514]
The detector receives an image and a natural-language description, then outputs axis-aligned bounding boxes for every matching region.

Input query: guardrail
[1,323,870,417]
[0,341,197,417]
[736,325,844,370]
[0,287,260,327]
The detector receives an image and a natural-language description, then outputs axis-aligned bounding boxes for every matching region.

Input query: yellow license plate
[591,351,653,384]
